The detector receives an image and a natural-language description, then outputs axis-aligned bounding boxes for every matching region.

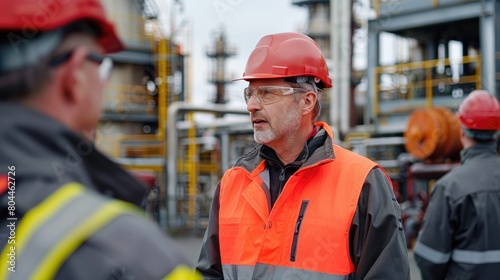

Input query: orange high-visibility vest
[218,139,377,279]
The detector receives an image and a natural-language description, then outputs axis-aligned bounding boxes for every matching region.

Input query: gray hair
[286,76,323,123]
[463,127,500,142]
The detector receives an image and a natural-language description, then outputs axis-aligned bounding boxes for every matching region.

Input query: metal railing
[373,55,481,116]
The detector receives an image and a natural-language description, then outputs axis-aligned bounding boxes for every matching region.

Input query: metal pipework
[165,102,249,230]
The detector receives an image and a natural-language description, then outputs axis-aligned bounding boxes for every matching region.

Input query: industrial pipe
[165,102,248,230]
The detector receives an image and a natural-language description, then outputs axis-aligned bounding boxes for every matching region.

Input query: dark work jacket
[0,103,191,280]
[197,123,410,280]
[414,142,500,280]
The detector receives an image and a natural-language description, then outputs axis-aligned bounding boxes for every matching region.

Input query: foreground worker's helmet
[234,32,332,88]
[458,90,500,131]
[0,0,123,72]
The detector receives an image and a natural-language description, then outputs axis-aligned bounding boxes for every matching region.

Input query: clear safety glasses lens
[243,86,307,105]
[97,57,113,82]
[84,52,113,82]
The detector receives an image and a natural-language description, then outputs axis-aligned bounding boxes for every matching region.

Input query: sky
[155,0,309,111]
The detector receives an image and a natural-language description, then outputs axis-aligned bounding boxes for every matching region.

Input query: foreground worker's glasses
[243,86,308,105]
[49,51,113,82]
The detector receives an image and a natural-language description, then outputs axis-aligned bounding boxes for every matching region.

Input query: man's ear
[60,47,88,104]
[302,91,317,115]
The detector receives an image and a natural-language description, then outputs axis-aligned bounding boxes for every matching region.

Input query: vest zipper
[290,200,309,262]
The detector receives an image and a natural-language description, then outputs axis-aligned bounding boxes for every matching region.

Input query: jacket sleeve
[57,213,198,279]
[196,183,223,279]
[350,167,410,280]
[413,181,451,280]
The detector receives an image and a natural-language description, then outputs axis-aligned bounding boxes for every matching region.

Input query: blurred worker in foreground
[0,0,199,279]
[414,90,500,279]
[196,32,410,280]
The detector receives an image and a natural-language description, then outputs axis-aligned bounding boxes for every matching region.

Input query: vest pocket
[290,200,309,262]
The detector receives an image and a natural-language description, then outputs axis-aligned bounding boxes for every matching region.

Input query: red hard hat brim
[0,0,124,53]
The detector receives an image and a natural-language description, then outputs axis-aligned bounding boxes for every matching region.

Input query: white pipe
[331,0,341,129]
[165,102,248,230]
[331,0,352,137]
[340,0,352,136]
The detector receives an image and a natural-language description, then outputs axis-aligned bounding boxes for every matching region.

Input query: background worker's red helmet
[234,32,332,88]
[0,0,123,53]
[458,90,500,130]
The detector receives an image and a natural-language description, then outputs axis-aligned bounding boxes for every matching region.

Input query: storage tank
[404,107,463,162]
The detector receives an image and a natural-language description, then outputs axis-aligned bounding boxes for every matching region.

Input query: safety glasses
[243,86,308,105]
[49,50,113,82]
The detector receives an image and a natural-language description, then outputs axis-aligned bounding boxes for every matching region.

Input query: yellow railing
[373,0,446,18]
[373,55,481,116]
[116,134,164,172]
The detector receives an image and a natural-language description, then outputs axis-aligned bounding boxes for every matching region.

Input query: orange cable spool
[404,107,463,162]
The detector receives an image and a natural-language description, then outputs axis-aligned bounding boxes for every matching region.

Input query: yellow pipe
[120,165,164,172]
[373,67,380,115]
[187,114,197,221]
[476,57,482,90]
[157,38,168,142]
[425,67,433,108]
[373,0,380,18]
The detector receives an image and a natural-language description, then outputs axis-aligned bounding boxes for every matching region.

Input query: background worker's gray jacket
[0,104,193,280]
[414,142,500,280]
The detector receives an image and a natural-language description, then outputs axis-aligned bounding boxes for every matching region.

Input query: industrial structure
[360,0,500,178]
[94,0,500,236]
[95,0,250,233]
[356,0,500,247]
[293,0,333,124]
[95,0,189,228]
[206,29,236,106]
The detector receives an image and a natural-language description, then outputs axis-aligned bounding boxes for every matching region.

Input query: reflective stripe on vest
[218,131,378,278]
[222,264,353,280]
[0,183,144,280]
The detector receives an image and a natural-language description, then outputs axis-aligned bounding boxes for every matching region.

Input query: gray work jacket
[414,142,500,280]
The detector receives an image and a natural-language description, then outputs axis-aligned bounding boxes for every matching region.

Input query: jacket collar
[460,141,499,164]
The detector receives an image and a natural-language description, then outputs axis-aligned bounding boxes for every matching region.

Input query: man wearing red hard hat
[197,32,410,279]
[415,90,500,279]
[0,1,199,279]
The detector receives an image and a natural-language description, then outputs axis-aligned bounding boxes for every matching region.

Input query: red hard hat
[458,90,500,130]
[234,32,332,88]
[0,0,123,53]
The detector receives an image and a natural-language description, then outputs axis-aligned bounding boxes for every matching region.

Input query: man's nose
[246,94,261,112]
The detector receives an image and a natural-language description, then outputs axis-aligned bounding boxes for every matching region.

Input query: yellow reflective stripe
[18,183,85,254]
[0,183,85,280]
[32,199,143,279]
[163,265,202,280]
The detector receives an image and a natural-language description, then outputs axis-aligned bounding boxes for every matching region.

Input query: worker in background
[197,32,410,280]
[414,90,500,279]
[0,0,200,279]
